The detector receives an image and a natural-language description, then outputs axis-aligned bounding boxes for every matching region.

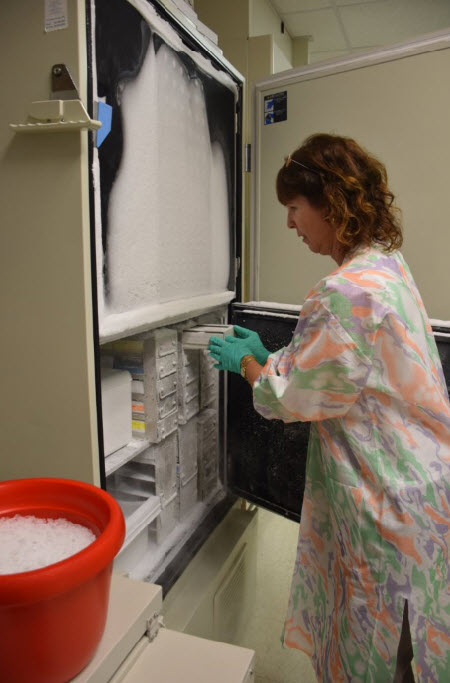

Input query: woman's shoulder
[340,245,405,279]
[313,246,404,295]
[304,246,407,322]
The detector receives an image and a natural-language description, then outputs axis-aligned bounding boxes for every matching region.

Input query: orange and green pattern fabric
[253,246,450,682]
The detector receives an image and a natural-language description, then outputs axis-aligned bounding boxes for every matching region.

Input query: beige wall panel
[0,0,100,483]
[292,37,310,68]
[249,0,292,67]
[194,0,249,40]
[218,37,249,78]
[255,47,450,320]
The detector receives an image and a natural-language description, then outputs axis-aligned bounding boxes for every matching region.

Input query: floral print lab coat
[253,247,450,683]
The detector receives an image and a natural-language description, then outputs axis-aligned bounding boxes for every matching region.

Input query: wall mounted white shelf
[10,99,101,133]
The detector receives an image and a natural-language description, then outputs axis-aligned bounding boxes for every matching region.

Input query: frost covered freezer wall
[93,0,242,341]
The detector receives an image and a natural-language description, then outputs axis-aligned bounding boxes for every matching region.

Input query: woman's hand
[208,335,253,374]
[226,325,271,366]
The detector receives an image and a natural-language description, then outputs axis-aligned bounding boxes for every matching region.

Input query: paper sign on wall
[264,91,287,125]
[45,0,68,32]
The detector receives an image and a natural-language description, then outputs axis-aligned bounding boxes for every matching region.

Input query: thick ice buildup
[0,515,96,574]
[106,41,230,314]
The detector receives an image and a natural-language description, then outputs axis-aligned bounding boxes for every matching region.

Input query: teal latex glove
[226,325,271,366]
[208,335,253,374]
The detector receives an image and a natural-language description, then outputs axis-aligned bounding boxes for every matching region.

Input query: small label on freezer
[45,0,68,32]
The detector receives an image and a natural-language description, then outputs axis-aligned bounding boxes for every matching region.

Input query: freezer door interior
[227,303,308,523]
[227,308,450,524]
[434,330,450,396]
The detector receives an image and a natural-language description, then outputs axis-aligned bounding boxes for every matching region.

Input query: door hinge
[51,63,79,100]
[244,144,251,172]
[146,612,163,642]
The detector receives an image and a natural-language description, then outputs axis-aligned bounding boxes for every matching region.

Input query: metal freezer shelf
[109,489,161,548]
[105,439,151,477]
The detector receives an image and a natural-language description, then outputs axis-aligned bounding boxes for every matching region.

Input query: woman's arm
[253,302,372,423]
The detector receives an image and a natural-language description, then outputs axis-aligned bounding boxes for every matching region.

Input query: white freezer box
[101,368,132,456]
[182,324,234,349]
[72,574,255,683]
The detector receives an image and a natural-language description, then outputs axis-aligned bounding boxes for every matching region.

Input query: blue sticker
[96,102,112,147]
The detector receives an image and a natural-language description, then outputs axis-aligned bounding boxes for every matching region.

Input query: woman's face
[285,195,344,265]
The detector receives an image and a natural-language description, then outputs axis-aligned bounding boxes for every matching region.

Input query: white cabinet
[73,574,255,683]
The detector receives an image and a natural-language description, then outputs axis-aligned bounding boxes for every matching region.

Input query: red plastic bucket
[0,477,125,683]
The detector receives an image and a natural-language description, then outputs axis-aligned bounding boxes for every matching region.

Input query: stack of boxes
[101,323,229,557]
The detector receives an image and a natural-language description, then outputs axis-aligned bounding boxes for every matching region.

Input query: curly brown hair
[276,133,402,253]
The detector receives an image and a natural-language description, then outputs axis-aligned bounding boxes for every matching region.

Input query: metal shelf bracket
[9,63,101,134]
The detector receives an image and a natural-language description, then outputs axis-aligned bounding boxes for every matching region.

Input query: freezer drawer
[73,573,254,683]
[118,629,254,683]
[73,574,161,683]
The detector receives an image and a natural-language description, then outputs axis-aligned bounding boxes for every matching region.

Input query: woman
[208,134,450,683]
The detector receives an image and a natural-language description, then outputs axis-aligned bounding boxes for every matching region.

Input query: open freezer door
[233,31,450,522]
[227,302,308,523]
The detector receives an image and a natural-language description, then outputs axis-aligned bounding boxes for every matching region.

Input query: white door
[252,30,450,321]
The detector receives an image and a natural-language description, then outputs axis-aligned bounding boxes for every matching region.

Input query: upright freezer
[87,0,316,591]
[0,0,309,622]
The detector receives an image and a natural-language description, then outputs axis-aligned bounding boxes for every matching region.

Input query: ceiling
[269,0,450,63]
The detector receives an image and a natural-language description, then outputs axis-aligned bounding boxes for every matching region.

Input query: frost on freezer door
[197,409,219,501]
[94,0,236,337]
[178,418,198,482]
[177,418,199,518]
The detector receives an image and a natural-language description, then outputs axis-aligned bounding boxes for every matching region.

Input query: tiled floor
[235,506,316,683]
